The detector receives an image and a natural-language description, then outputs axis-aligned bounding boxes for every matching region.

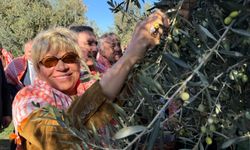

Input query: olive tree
[37,0,250,149]
[0,0,86,56]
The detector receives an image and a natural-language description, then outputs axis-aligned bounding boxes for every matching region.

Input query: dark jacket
[0,59,11,124]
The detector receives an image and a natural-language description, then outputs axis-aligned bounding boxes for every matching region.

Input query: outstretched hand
[125,9,169,60]
[100,10,169,100]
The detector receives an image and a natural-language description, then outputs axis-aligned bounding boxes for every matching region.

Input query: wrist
[124,42,147,63]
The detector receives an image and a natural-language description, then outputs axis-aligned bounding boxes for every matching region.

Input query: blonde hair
[31,27,82,72]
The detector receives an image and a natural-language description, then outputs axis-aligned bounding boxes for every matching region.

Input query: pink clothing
[96,53,112,73]
[5,56,27,89]
[0,48,13,68]
[12,78,96,144]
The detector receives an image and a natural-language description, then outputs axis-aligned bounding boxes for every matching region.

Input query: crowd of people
[0,9,169,149]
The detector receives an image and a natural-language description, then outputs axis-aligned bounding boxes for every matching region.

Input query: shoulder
[13,85,35,103]
[77,79,97,95]
[9,56,26,64]
[5,56,27,71]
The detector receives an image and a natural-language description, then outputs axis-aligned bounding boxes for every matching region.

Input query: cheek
[38,67,54,80]
[105,47,112,55]
[73,64,80,71]
[69,63,81,74]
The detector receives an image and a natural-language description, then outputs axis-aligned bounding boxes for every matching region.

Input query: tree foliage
[111,1,152,46]
[111,0,250,149]
[34,0,250,149]
[0,0,86,56]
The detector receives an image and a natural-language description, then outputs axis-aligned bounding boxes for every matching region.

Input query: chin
[86,60,94,66]
[53,82,76,94]
[59,87,76,95]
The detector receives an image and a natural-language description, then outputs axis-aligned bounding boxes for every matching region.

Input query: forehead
[78,32,96,42]
[110,34,119,40]
[40,41,77,59]
[103,36,120,44]
[42,49,67,57]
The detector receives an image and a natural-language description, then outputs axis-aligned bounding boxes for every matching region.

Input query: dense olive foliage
[24,0,250,149]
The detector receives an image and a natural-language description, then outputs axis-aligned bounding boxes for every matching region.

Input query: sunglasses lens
[62,53,78,63]
[40,52,79,68]
[41,57,59,68]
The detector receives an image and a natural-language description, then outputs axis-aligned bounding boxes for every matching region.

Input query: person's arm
[99,10,169,99]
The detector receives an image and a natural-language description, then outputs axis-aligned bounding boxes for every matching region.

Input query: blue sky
[84,0,154,32]
[84,0,116,32]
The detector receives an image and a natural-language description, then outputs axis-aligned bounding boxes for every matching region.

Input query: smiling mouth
[54,73,72,79]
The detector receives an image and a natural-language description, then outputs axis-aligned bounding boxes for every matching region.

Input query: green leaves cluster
[113,0,250,149]
[38,0,250,149]
[0,0,86,56]
[109,0,152,46]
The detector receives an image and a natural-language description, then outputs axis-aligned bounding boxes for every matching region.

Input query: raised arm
[99,10,169,99]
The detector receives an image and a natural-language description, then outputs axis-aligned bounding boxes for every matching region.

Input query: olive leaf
[221,135,250,149]
[231,28,250,37]
[113,125,146,139]
[147,119,161,150]
[219,50,243,57]
[199,25,217,41]
[163,53,191,69]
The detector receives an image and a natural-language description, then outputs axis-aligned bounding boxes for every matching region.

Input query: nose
[114,46,122,55]
[55,60,69,71]
[90,45,98,57]
[114,44,121,51]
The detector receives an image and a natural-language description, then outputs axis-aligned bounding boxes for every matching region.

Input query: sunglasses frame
[39,52,79,68]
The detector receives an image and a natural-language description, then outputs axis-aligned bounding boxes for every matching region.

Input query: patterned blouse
[12,78,96,145]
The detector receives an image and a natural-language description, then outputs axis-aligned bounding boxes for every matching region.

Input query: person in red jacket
[5,40,36,90]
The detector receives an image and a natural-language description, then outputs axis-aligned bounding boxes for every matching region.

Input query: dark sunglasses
[39,52,79,68]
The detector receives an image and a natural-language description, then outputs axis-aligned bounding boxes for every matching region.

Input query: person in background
[0,59,12,131]
[69,25,106,74]
[11,10,168,149]
[5,40,36,91]
[97,32,123,72]
[0,46,14,69]
[108,32,123,61]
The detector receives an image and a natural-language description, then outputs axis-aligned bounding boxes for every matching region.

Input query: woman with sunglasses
[11,10,168,149]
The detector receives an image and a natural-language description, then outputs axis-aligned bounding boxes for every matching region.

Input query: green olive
[245,111,250,120]
[232,70,238,75]
[242,75,248,83]
[209,124,216,132]
[201,126,206,133]
[237,72,243,78]
[167,36,173,43]
[224,16,232,25]
[229,11,239,18]
[180,92,190,101]
[198,104,205,112]
[173,36,179,42]
[208,117,213,124]
[206,137,213,145]
[229,72,235,80]
[173,28,179,36]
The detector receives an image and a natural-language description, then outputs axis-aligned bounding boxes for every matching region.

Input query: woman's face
[38,50,80,95]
